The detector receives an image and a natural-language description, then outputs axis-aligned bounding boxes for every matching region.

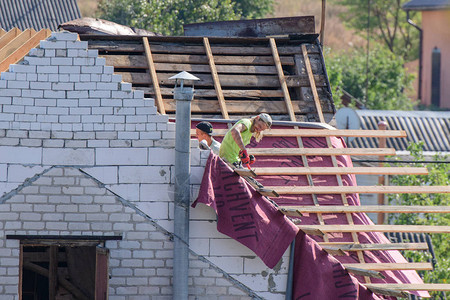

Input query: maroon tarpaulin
[193,153,380,299]
[192,152,299,268]
[293,232,381,299]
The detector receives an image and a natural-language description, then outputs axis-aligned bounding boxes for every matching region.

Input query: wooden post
[49,246,58,300]
[377,121,388,224]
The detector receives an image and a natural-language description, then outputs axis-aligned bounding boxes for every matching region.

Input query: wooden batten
[190,128,407,138]
[0,28,21,48]
[252,166,429,176]
[364,283,450,292]
[320,242,429,252]
[269,185,450,195]
[342,262,433,271]
[299,224,450,234]
[248,147,395,156]
[279,205,450,214]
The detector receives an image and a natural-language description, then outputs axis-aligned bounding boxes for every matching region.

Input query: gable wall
[0,31,289,299]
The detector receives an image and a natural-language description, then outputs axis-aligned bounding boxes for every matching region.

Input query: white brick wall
[0,31,288,299]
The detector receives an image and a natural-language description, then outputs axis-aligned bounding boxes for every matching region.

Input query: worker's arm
[230,123,248,151]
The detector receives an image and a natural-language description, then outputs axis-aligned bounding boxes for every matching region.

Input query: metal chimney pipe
[171,71,199,300]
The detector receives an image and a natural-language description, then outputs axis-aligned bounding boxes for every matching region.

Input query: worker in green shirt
[219,113,272,168]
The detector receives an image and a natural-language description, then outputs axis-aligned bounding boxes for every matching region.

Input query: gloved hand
[239,149,250,165]
[249,155,255,165]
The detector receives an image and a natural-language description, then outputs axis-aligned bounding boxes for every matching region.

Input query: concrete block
[51,31,78,41]
[106,184,139,201]
[36,65,58,73]
[81,166,118,184]
[96,148,147,165]
[79,98,100,107]
[23,56,51,65]
[59,66,81,74]
[209,238,255,256]
[0,146,41,164]
[81,66,103,74]
[75,82,96,90]
[119,166,170,184]
[29,81,51,90]
[7,80,29,89]
[42,148,94,165]
[146,148,174,166]
[52,82,74,91]
[66,41,88,49]
[9,64,36,73]
[56,49,67,57]
[136,202,169,219]
[139,184,174,202]
[73,57,95,66]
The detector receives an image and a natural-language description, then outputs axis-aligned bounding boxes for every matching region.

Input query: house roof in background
[350,110,450,153]
[403,0,450,11]
[0,0,81,31]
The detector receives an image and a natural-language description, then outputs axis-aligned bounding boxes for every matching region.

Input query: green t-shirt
[219,118,252,164]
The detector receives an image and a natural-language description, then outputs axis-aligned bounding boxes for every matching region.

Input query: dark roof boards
[0,0,81,31]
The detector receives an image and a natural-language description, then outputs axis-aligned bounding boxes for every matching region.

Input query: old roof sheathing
[80,34,335,122]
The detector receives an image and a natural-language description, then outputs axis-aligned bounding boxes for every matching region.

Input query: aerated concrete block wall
[0,31,289,299]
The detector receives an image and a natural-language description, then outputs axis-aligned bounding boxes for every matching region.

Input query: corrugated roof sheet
[350,110,450,153]
[0,0,81,31]
[403,0,450,11]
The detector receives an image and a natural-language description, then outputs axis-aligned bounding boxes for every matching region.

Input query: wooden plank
[365,284,450,292]
[343,262,433,271]
[49,246,58,300]
[0,29,51,72]
[252,167,428,176]
[270,38,296,120]
[321,242,429,252]
[233,168,256,177]
[118,71,327,88]
[0,28,6,37]
[83,38,321,55]
[204,37,229,119]
[248,147,396,156]
[269,185,450,195]
[193,128,407,138]
[169,99,330,114]
[184,16,315,37]
[301,45,325,122]
[344,266,384,279]
[279,205,450,214]
[142,37,165,114]
[153,62,278,74]
[144,87,284,98]
[299,224,450,234]
[364,286,407,298]
[104,53,295,66]
[0,28,21,48]
[0,29,35,61]
[266,129,407,138]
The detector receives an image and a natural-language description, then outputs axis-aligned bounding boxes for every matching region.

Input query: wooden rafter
[0,28,51,72]
[270,38,296,120]
[342,262,433,271]
[203,37,229,119]
[142,37,165,114]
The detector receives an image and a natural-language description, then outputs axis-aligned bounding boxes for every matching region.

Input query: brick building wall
[0,31,289,299]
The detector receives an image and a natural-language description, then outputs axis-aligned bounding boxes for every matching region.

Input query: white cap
[258,113,272,128]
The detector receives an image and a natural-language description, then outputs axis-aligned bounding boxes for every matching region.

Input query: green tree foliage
[388,142,449,297]
[96,0,274,36]
[324,45,415,110]
[331,0,421,61]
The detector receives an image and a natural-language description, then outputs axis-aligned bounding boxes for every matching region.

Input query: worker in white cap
[219,113,272,168]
